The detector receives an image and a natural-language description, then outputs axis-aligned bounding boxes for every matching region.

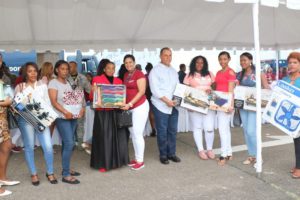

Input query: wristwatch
[128,102,133,108]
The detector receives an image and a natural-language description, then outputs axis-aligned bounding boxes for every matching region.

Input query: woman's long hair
[39,62,53,81]
[188,56,210,77]
[239,52,255,82]
[96,59,110,76]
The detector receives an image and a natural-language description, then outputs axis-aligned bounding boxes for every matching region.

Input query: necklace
[125,69,136,83]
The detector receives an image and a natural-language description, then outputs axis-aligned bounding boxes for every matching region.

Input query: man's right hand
[166,100,176,107]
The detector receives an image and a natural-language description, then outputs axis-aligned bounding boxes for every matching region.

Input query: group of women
[184,51,300,178]
[1,49,300,196]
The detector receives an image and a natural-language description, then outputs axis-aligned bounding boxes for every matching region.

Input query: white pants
[190,110,215,152]
[129,100,149,162]
[217,111,232,157]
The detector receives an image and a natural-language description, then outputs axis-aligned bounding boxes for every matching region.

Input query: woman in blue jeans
[15,62,57,186]
[237,53,270,166]
[49,60,85,184]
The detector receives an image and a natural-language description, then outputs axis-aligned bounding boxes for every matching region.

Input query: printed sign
[234,86,272,111]
[263,81,300,138]
[13,86,58,131]
[208,91,232,112]
[172,84,209,114]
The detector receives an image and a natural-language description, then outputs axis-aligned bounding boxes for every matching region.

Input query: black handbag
[233,108,242,127]
[116,110,132,128]
[7,106,19,129]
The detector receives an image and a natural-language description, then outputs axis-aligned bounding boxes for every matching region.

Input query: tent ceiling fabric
[0,0,300,52]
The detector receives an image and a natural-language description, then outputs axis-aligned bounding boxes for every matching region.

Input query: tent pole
[252,2,263,175]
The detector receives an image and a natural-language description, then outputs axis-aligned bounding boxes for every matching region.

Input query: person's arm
[48,88,73,119]
[149,69,175,107]
[0,97,12,107]
[81,75,91,94]
[228,70,236,112]
[122,78,146,110]
[78,93,86,118]
[261,73,271,89]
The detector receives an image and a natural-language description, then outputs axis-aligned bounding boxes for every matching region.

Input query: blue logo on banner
[274,100,300,131]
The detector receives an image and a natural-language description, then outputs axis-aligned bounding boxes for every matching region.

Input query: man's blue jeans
[17,117,54,175]
[56,118,77,177]
[152,106,179,158]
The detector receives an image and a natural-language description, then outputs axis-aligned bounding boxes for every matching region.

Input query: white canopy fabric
[1,0,300,52]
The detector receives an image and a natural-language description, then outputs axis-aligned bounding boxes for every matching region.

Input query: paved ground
[1,124,299,200]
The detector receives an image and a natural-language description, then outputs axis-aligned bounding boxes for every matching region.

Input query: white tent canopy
[1,0,300,52]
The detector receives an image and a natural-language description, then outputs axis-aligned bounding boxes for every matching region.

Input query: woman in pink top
[184,56,216,160]
[214,51,236,166]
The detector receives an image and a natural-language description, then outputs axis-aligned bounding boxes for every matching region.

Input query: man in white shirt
[149,47,181,164]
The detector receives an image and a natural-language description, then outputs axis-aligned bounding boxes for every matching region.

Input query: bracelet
[128,102,133,108]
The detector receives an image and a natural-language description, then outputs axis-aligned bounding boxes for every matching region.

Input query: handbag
[7,106,18,129]
[233,108,242,127]
[116,110,132,128]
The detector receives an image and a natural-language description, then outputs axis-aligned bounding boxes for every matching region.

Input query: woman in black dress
[90,60,129,172]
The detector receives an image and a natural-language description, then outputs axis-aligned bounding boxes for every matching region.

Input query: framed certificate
[172,84,209,114]
[208,91,233,112]
[234,86,272,112]
[93,84,126,108]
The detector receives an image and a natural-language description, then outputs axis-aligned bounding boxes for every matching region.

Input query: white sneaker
[0,190,12,196]
[0,180,20,186]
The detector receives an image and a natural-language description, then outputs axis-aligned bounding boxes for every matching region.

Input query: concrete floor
[1,124,299,200]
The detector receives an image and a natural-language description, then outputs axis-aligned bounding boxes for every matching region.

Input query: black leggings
[294,137,300,169]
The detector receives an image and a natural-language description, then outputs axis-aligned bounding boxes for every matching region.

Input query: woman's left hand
[227,106,234,113]
[121,104,130,111]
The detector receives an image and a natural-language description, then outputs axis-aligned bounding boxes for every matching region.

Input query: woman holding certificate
[121,55,149,170]
[237,52,270,166]
[183,56,216,160]
[283,52,300,178]
[214,51,236,166]
[90,60,129,172]
[15,62,57,186]
[49,60,85,184]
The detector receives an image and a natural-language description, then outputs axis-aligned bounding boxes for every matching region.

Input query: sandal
[46,173,58,184]
[70,170,81,176]
[290,167,296,173]
[291,168,300,178]
[198,151,208,160]
[243,157,256,165]
[226,156,233,161]
[31,174,40,186]
[217,156,226,166]
[62,176,80,184]
[206,150,215,159]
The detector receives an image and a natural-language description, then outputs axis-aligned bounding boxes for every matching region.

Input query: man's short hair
[160,47,171,55]
[69,61,77,66]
